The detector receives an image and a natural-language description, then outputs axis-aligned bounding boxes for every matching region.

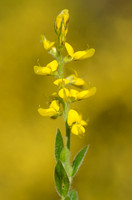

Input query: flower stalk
[34,9,96,200]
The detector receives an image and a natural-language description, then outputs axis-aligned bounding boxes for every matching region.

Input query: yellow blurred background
[0,0,132,199]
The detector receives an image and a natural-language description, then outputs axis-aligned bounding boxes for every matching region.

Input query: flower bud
[55,9,69,44]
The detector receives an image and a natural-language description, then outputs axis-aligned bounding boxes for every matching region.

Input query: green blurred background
[0,0,132,199]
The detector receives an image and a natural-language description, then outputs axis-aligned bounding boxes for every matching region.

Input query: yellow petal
[62,9,69,25]
[38,108,57,117]
[81,48,95,59]
[67,109,80,126]
[47,60,58,72]
[69,75,85,86]
[80,120,87,126]
[61,25,68,37]
[77,87,96,100]
[34,66,51,75]
[55,9,69,31]
[69,89,79,100]
[73,78,85,86]
[58,88,69,99]
[55,15,62,30]
[65,42,74,57]
[71,124,85,136]
[71,124,79,135]
[42,36,55,50]
[73,48,95,60]
[73,51,86,60]
[53,79,69,86]
[49,100,59,112]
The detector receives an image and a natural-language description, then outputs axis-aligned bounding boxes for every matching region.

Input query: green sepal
[55,129,64,162]
[54,160,70,197]
[72,145,89,177]
[64,55,73,63]
[69,190,78,200]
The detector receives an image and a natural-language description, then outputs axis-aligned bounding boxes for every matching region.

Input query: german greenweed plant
[34,9,96,200]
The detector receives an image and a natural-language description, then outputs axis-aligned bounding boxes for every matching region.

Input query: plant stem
[57,45,71,152]
[64,102,70,150]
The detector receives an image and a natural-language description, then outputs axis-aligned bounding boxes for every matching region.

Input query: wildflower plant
[34,9,96,200]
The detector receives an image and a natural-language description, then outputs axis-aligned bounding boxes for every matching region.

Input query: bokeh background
[0,0,132,199]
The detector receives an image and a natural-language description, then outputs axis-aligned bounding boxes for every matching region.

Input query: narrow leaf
[60,147,73,177]
[72,145,89,177]
[54,160,70,197]
[69,190,78,200]
[55,129,64,161]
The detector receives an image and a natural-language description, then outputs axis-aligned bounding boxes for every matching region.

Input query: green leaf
[60,148,73,177]
[60,147,70,163]
[69,190,78,200]
[54,160,70,197]
[55,129,64,161]
[72,145,89,177]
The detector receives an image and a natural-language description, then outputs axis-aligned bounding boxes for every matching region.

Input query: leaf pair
[54,129,89,197]
[55,129,69,197]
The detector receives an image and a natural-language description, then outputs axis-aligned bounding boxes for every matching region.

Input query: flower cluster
[34,9,96,136]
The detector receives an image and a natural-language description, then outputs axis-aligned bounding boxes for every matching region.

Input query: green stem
[57,44,70,151]
[64,102,70,150]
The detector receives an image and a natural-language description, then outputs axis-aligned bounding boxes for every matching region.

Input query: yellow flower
[71,124,85,136]
[38,100,60,117]
[58,88,69,99]
[34,60,58,75]
[50,100,60,112]
[65,42,95,60]
[77,87,96,100]
[67,109,87,136]
[69,89,79,101]
[67,74,85,86]
[53,79,69,87]
[58,87,96,102]
[41,35,55,50]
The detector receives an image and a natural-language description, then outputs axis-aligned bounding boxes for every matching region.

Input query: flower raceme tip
[55,9,70,44]
[55,9,69,33]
